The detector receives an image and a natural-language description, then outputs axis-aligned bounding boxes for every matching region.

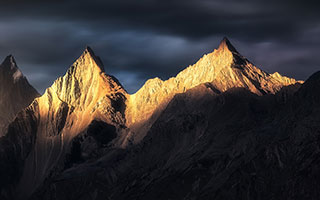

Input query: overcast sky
[0,0,319,94]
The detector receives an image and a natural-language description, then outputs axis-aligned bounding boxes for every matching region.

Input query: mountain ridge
[31,70,320,200]
[123,37,302,145]
[0,38,305,200]
[9,47,127,199]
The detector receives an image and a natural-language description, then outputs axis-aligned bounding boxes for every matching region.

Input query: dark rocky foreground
[29,72,320,200]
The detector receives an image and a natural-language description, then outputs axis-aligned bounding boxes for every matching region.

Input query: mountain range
[0,38,319,200]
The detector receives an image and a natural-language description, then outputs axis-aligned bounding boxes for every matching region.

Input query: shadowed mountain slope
[0,56,39,136]
[32,71,320,200]
[0,47,127,199]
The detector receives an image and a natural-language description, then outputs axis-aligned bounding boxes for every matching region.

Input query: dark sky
[0,0,319,94]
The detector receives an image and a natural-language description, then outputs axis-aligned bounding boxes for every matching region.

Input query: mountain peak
[83,46,95,60]
[80,46,105,72]
[0,55,39,136]
[7,48,127,197]
[218,37,238,53]
[84,45,94,54]
[0,55,25,82]
[47,46,126,110]
[125,38,302,145]
[2,55,17,69]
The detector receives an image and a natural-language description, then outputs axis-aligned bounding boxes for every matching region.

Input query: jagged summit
[46,46,126,110]
[218,37,239,53]
[12,47,127,198]
[81,46,105,72]
[76,46,105,72]
[0,55,37,90]
[0,55,24,82]
[2,55,16,67]
[85,45,94,53]
[124,37,302,145]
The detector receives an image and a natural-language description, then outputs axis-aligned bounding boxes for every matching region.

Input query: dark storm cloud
[0,0,319,93]
[0,0,309,41]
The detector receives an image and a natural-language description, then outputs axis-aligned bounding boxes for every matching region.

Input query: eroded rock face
[123,37,302,145]
[0,56,39,136]
[32,72,320,200]
[0,47,128,199]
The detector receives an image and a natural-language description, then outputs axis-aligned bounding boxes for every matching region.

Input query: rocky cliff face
[0,56,39,136]
[123,37,301,145]
[0,47,127,199]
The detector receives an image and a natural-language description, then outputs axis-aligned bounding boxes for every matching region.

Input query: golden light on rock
[11,38,303,197]
[123,37,302,145]
[16,47,128,196]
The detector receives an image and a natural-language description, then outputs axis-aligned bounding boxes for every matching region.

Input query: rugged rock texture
[32,71,320,200]
[0,38,306,200]
[123,37,301,145]
[0,47,127,199]
[0,56,39,136]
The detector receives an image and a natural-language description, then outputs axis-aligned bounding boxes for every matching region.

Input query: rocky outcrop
[0,56,39,136]
[123,37,302,145]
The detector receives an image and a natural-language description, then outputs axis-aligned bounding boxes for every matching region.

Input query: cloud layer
[0,0,319,93]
